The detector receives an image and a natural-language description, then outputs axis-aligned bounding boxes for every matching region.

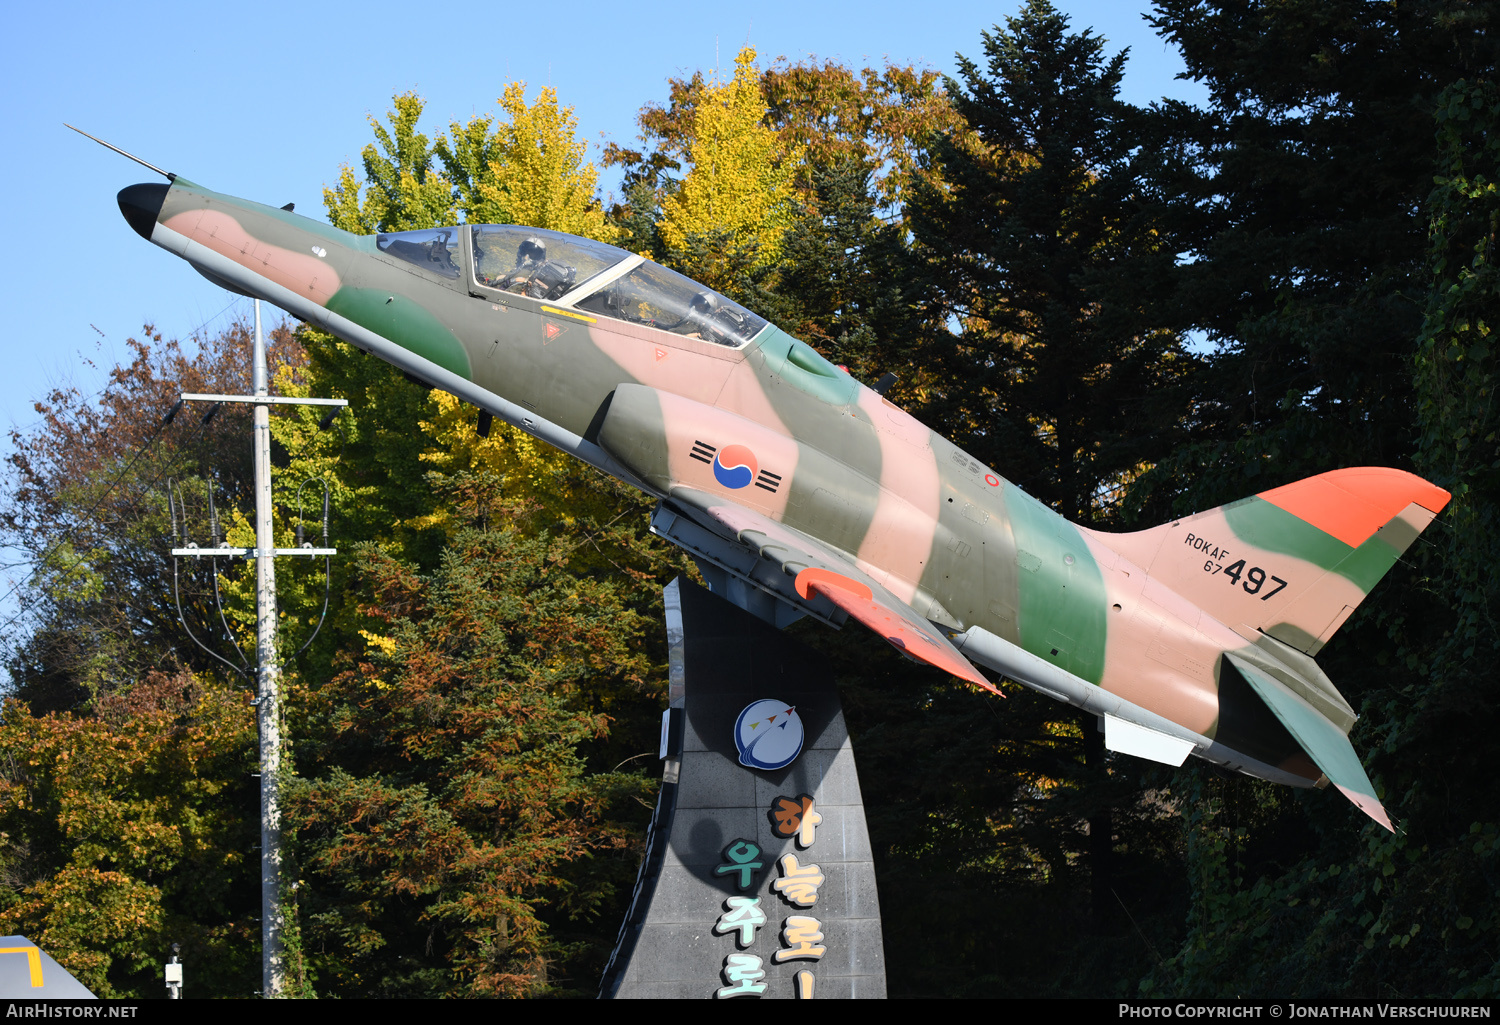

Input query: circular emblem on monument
[733,699,804,771]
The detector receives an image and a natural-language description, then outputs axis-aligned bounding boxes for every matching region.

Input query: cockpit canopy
[376,228,461,280]
[374,224,769,348]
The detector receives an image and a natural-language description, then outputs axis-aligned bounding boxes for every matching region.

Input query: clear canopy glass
[572,260,767,347]
[376,228,461,280]
[468,225,767,347]
[470,226,625,300]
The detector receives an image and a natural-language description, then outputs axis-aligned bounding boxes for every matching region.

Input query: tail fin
[1089,468,1450,655]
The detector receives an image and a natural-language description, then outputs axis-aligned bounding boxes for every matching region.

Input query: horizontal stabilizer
[1225,651,1393,831]
[1103,715,1194,767]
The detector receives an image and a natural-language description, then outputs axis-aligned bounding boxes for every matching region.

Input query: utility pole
[252,299,284,996]
[170,301,345,997]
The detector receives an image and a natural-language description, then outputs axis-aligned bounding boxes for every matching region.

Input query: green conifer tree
[907,0,1197,528]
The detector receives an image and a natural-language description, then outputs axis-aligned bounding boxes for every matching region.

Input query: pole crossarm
[172,548,337,558]
[180,392,348,408]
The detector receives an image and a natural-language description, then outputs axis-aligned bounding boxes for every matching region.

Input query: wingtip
[794,567,995,692]
[1336,784,1395,833]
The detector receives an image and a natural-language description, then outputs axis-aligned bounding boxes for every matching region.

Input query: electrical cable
[0,406,180,635]
[288,477,334,661]
[4,306,337,691]
[171,550,250,680]
[166,476,250,674]
[0,299,268,639]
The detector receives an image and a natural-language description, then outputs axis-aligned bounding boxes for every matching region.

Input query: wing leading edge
[665,488,996,693]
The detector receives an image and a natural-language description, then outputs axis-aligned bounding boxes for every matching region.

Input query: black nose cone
[118,182,169,240]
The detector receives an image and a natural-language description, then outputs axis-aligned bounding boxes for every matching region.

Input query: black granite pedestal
[600,577,887,999]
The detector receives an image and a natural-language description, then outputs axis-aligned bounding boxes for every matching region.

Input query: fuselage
[123,175,1411,802]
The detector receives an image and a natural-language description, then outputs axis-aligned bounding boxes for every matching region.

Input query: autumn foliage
[284,524,657,996]
[0,671,256,996]
[4,0,1500,1000]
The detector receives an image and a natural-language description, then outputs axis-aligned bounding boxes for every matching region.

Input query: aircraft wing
[663,487,997,693]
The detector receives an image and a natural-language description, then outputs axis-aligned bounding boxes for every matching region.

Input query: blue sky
[0,0,1204,612]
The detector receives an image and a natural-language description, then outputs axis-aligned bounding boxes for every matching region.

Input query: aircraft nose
[118,182,168,240]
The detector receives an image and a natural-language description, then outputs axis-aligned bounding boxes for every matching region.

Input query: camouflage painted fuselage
[119,176,1451,829]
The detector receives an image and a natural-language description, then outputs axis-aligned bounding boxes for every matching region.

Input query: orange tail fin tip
[1256,467,1451,548]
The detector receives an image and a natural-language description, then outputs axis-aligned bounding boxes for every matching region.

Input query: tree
[875,1,1206,960]
[325,89,615,241]
[598,33,1195,993]
[295,85,691,636]
[1416,76,1500,702]
[651,47,802,292]
[1131,0,1500,998]
[1145,69,1500,1003]
[309,90,624,578]
[0,670,258,997]
[1137,0,1477,507]
[760,59,968,219]
[324,94,459,235]
[2,323,303,710]
[272,89,694,995]
[761,159,918,384]
[609,54,964,222]
[453,83,616,240]
[284,522,658,996]
[908,0,1198,528]
[605,51,963,296]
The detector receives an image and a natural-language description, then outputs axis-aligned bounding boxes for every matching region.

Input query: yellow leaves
[658,47,804,270]
[326,86,613,241]
[358,630,399,656]
[358,632,399,692]
[760,59,969,215]
[414,390,612,532]
[325,95,462,234]
[1042,719,1083,740]
[323,166,371,235]
[470,84,616,242]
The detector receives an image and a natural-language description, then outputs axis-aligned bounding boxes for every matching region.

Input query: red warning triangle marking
[655,347,668,361]
[544,322,563,341]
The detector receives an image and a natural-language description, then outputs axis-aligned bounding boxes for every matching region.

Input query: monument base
[599,577,887,999]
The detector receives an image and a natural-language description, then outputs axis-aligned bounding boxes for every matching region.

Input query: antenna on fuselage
[64,123,175,181]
